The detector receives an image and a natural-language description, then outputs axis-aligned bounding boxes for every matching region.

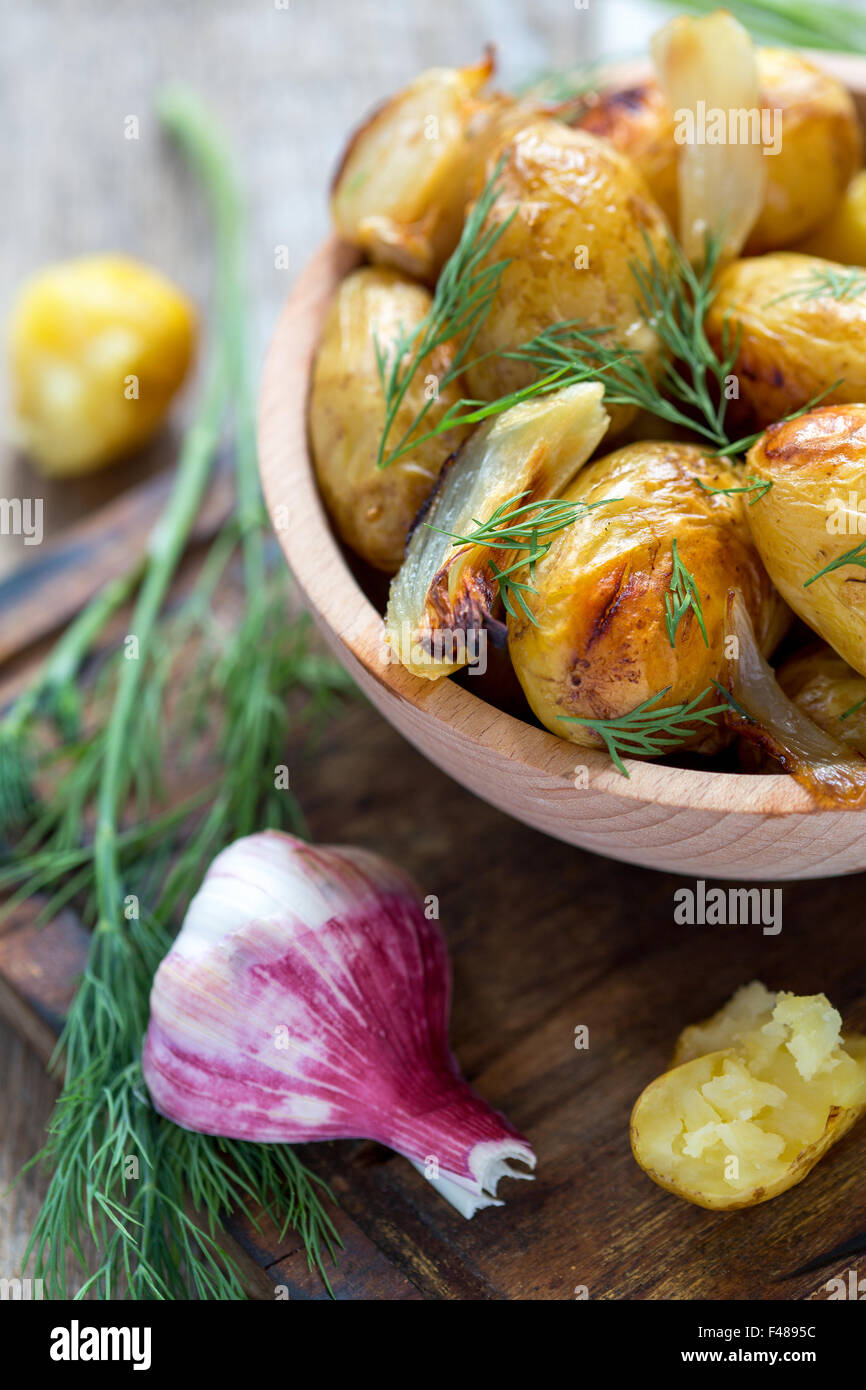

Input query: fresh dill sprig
[501,231,740,453]
[425,491,618,623]
[841,695,866,722]
[374,156,515,469]
[648,0,866,54]
[560,686,731,777]
[6,88,348,1302]
[695,474,772,505]
[765,265,866,308]
[804,538,866,589]
[665,539,708,649]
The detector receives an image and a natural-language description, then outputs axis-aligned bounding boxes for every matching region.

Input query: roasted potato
[8,254,196,477]
[507,441,787,755]
[578,49,862,255]
[777,643,866,753]
[745,405,866,677]
[631,984,866,1210]
[798,170,866,266]
[705,253,866,433]
[309,266,469,574]
[331,56,532,283]
[460,119,671,433]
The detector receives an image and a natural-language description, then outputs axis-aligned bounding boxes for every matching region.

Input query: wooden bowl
[258,55,866,881]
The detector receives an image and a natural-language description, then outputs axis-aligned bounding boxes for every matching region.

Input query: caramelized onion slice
[724,592,866,809]
[385,382,609,680]
[651,11,765,263]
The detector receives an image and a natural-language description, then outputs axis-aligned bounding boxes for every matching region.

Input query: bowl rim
[257,56,866,823]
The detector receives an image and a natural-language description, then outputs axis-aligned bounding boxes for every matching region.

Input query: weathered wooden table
[2,0,864,1301]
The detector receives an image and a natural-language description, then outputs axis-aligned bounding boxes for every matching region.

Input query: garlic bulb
[143,832,535,1217]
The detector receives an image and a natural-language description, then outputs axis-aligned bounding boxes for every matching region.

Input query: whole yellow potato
[632,984,866,1210]
[745,405,866,677]
[461,119,671,433]
[577,49,862,254]
[705,252,866,433]
[8,254,196,477]
[777,642,866,752]
[309,266,469,574]
[507,441,786,757]
[798,170,866,266]
[331,56,532,284]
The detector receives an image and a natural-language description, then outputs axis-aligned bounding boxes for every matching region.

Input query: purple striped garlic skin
[142,831,534,1217]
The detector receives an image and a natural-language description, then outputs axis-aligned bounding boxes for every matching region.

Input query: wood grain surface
[3,0,865,1302]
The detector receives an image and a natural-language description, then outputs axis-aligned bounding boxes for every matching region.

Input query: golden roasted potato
[507,441,787,755]
[798,171,866,266]
[331,55,532,283]
[578,82,680,228]
[8,254,196,477]
[777,643,866,753]
[745,405,866,677]
[705,253,866,433]
[577,49,862,255]
[309,266,469,574]
[460,119,671,433]
[632,984,866,1210]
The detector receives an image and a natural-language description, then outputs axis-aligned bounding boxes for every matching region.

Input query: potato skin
[330,56,534,284]
[309,267,468,573]
[746,405,866,678]
[576,49,861,254]
[705,253,866,433]
[462,119,670,432]
[747,48,861,254]
[577,82,680,227]
[508,442,786,753]
[777,643,866,753]
[798,170,866,266]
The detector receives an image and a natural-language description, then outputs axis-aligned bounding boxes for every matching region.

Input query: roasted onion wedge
[384,382,609,680]
[651,10,765,263]
[721,592,866,809]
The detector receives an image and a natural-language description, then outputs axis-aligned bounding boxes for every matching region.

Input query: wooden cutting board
[2,477,865,1301]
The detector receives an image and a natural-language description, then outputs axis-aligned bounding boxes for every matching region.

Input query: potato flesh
[9,255,195,476]
[634,988,866,1206]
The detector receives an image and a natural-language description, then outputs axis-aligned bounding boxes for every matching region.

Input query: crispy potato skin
[577,82,681,229]
[777,643,866,752]
[462,120,670,432]
[705,253,866,433]
[746,405,866,677]
[577,49,862,254]
[507,442,786,752]
[309,267,468,574]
